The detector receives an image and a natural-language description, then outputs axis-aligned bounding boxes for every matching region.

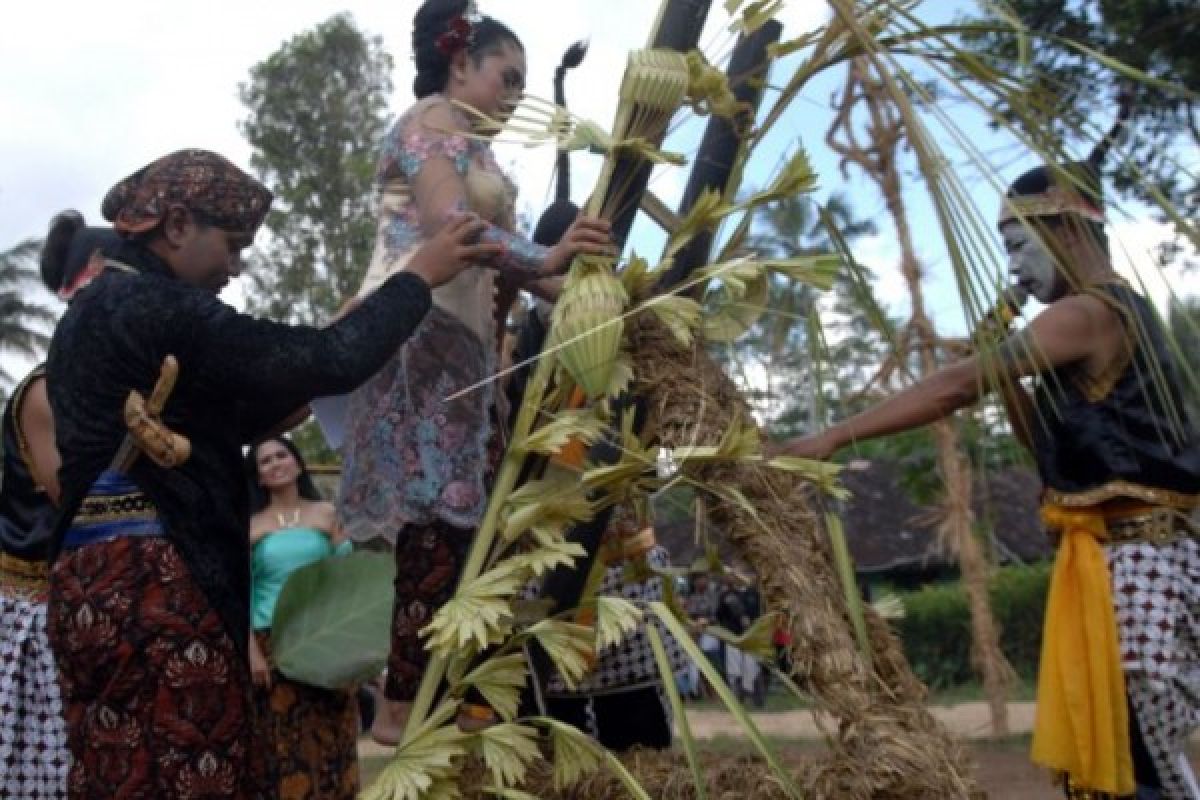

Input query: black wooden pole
[658,19,782,291]
[604,0,713,248]
[535,19,781,621]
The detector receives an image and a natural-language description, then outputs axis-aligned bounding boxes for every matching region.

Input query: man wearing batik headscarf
[775,145,1200,796]
[44,149,501,799]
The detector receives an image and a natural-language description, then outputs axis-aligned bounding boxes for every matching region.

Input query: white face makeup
[1002,223,1061,304]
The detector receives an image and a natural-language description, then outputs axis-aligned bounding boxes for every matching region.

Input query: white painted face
[1002,222,1061,304]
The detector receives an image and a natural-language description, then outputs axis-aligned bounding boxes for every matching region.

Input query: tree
[0,238,55,399]
[827,56,1017,736]
[238,13,393,327]
[962,0,1199,261]
[730,191,882,436]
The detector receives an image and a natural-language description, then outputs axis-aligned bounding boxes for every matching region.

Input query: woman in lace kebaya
[337,0,611,743]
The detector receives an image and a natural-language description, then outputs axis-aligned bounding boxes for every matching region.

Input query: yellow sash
[1031,505,1133,796]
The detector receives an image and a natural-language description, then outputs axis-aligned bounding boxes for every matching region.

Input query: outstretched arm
[404,103,549,276]
[776,293,1108,459]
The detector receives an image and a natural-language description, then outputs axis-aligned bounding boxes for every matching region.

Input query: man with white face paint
[1003,224,1058,304]
[775,154,1200,799]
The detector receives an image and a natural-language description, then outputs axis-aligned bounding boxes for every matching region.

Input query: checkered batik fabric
[545,546,689,696]
[0,586,69,799]
[1107,536,1200,799]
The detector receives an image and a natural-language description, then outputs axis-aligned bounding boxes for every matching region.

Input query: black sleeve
[185,271,432,416]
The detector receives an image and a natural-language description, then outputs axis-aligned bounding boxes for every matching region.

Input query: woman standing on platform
[337,0,612,742]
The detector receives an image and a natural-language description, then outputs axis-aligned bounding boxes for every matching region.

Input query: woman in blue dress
[247,437,357,799]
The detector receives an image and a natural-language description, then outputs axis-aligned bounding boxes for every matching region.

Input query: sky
[1,0,1191,388]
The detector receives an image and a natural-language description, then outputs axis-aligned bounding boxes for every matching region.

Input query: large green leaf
[270,551,395,689]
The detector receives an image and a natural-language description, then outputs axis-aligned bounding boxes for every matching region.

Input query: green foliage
[719,190,883,438]
[238,13,393,325]
[896,562,1051,689]
[0,238,55,391]
[961,0,1199,253]
[288,416,339,468]
[270,551,395,689]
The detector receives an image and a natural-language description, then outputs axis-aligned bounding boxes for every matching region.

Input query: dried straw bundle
[627,312,982,799]
[457,748,797,800]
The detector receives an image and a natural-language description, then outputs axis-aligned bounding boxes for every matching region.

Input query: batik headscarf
[101,149,272,236]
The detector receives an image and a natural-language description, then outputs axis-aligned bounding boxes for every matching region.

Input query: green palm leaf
[649,601,802,798]
[456,653,527,722]
[647,624,707,800]
[474,723,541,788]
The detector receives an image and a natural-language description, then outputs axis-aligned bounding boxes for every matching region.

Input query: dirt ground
[359,703,1199,797]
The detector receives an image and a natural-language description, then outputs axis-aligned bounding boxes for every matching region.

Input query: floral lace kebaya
[338,95,549,543]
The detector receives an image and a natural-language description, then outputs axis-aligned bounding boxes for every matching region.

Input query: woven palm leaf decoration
[360,0,1199,796]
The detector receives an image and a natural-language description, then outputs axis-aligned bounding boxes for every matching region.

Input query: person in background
[337,0,611,743]
[0,212,118,800]
[684,571,722,699]
[716,571,760,705]
[246,436,357,799]
[774,154,1200,798]
[45,148,495,799]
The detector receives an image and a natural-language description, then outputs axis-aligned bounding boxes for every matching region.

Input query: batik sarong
[385,518,475,701]
[48,536,266,799]
[252,631,359,799]
[1108,534,1200,799]
[1,554,69,799]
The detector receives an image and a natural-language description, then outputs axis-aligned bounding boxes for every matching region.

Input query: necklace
[275,508,302,528]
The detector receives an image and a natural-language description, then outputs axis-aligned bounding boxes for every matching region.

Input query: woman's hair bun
[40,210,86,292]
[412,0,470,99]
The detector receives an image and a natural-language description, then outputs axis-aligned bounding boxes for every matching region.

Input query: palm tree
[743,192,880,434]
[0,238,55,396]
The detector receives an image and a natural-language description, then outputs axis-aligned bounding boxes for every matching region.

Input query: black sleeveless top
[1031,282,1200,508]
[0,366,55,561]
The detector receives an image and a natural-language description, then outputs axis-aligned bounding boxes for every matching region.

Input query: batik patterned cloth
[384,518,475,702]
[1108,536,1200,799]
[48,536,266,800]
[0,578,68,799]
[544,546,690,696]
[101,148,272,235]
[252,632,359,799]
[338,94,546,545]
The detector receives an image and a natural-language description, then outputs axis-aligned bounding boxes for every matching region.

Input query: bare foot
[370,700,412,746]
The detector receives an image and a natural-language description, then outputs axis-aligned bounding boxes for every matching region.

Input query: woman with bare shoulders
[247,436,357,799]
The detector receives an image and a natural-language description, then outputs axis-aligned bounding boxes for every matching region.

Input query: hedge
[893,562,1051,689]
